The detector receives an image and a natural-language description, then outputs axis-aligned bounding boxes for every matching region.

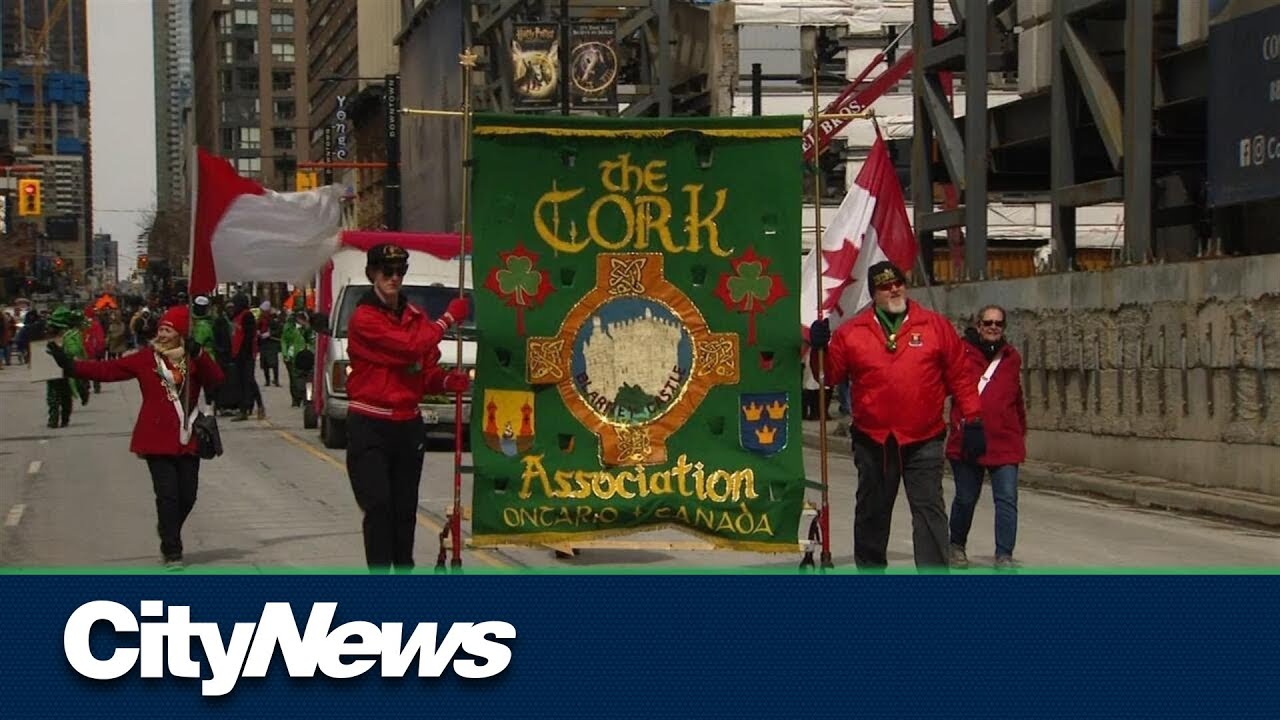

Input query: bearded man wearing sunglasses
[808,260,985,569]
[944,305,1026,570]
[344,243,471,573]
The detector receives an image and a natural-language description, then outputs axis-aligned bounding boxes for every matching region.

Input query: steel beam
[912,0,937,281]
[617,7,655,40]
[964,0,988,280]
[1055,176,1123,207]
[1050,0,1077,271]
[656,0,672,115]
[1123,0,1154,263]
[922,38,965,70]
[1155,44,1208,109]
[1061,21,1124,170]
[1062,0,1119,18]
[918,208,965,232]
[921,76,967,190]
[989,93,1051,147]
[475,0,523,37]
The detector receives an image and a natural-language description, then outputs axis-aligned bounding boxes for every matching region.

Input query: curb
[801,429,1280,529]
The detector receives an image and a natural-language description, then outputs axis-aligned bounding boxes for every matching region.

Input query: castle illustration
[580,308,685,401]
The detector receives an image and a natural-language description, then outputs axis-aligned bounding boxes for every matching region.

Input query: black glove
[808,318,831,351]
[46,342,74,374]
[184,337,202,360]
[961,420,987,463]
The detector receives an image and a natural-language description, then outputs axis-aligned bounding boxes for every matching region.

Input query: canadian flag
[188,148,345,296]
[799,136,917,336]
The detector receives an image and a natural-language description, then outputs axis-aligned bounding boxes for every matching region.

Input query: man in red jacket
[809,261,986,569]
[345,243,471,573]
[945,305,1026,570]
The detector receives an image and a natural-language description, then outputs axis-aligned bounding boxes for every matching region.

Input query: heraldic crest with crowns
[469,114,804,551]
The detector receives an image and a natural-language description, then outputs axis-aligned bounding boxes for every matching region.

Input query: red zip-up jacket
[946,339,1026,466]
[345,292,451,421]
[74,348,224,456]
[816,300,981,445]
[231,309,258,360]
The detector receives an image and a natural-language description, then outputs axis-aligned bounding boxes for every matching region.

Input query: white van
[307,231,475,449]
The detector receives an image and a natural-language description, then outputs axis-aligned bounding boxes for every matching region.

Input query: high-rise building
[0,0,92,285]
[153,0,193,209]
[192,0,310,191]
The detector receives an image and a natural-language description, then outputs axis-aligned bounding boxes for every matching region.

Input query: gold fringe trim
[472,522,803,555]
[473,126,800,139]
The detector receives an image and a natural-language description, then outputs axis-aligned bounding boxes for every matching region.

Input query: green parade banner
[469,113,804,551]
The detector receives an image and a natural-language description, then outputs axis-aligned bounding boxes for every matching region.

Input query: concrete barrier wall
[924,255,1280,496]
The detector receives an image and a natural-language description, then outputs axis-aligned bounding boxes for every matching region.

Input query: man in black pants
[809,261,986,569]
[343,243,470,573]
[229,294,263,421]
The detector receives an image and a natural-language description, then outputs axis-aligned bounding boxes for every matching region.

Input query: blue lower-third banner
[1,575,1278,718]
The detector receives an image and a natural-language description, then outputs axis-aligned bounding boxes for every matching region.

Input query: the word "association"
[63,601,516,696]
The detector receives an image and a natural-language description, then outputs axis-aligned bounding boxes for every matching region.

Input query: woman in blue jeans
[944,305,1026,570]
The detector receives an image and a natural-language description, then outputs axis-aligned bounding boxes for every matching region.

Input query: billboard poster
[1208,0,1280,206]
[569,22,619,111]
[510,22,562,110]
[469,114,805,551]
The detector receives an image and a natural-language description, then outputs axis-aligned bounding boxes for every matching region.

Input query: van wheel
[321,416,347,449]
[302,403,317,429]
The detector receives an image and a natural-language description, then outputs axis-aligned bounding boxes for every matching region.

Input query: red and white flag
[799,136,917,336]
[188,148,345,296]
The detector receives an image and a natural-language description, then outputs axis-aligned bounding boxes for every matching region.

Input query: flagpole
[449,47,478,572]
[810,46,834,572]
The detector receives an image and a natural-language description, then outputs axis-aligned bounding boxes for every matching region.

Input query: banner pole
[450,48,478,572]
[810,46,834,572]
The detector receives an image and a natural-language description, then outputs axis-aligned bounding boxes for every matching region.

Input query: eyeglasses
[874,280,904,293]
[980,319,1005,328]
[380,264,409,278]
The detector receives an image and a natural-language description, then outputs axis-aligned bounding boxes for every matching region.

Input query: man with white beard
[808,261,986,569]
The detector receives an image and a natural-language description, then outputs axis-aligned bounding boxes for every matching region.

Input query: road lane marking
[274,430,508,568]
[27,461,41,475]
[4,504,25,527]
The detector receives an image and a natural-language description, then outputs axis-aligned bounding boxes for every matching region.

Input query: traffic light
[137,254,148,270]
[53,255,65,273]
[17,178,41,216]
[295,170,318,191]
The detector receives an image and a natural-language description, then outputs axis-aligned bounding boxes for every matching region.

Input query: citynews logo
[1238,134,1280,168]
[63,601,516,697]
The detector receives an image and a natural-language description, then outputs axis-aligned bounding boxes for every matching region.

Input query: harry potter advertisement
[469,114,805,550]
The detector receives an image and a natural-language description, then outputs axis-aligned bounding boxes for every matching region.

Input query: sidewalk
[801,419,1280,529]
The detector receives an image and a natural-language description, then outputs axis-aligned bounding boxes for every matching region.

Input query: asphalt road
[1,358,1278,571]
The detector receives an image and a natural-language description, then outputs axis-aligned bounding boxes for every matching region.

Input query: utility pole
[384,74,401,230]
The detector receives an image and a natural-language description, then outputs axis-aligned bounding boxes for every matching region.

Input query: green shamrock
[726,261,772,310]
[496,255,541,305]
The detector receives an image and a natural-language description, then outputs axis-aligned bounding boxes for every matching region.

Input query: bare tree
[140,204,192,270]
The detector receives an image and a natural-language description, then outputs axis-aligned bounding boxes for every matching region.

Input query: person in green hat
[281,309,316,408]
[45,306,87,428]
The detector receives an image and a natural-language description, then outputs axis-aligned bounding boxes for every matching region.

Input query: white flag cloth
[799,136,917,337]
[189,147,344,295]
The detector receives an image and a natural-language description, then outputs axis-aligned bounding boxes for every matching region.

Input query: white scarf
[153,350,201,445]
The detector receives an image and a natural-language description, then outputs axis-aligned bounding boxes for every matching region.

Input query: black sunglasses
[379,264,409,278]
[980,319,1005,328]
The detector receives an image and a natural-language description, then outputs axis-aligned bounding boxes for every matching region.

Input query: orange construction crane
[22,0,70,155]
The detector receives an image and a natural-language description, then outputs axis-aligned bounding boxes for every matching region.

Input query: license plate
[422,409,439,424]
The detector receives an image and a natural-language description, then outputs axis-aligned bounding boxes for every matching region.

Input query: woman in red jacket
[48,305,224,570]
[945,305,1027,570]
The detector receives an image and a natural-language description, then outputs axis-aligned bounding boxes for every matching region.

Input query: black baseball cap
[367,243,409,269]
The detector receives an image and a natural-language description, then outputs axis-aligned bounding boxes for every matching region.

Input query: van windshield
[333,286,476,340]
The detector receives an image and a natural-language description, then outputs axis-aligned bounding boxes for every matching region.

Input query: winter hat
[192,295,211,317]
[159,305,190,336]
[260,301,272,313]
[47,306,81,331]
[867,261,907,290]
